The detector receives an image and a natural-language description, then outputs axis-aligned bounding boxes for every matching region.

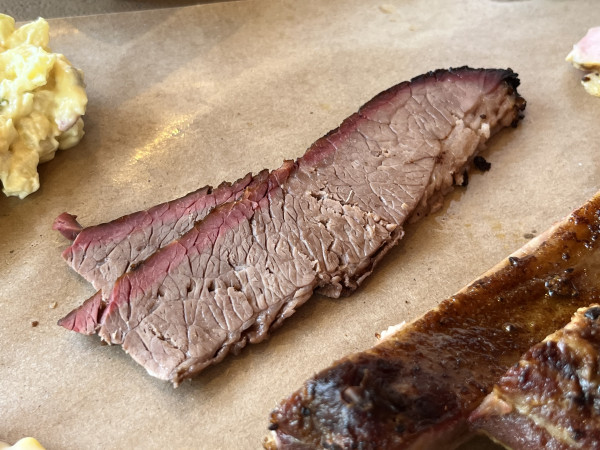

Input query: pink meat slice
[53,173,259,293]
[567,26,600,69]
[58,67,526,385]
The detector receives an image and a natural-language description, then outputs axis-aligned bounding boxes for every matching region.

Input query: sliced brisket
[266,192,600,449]
[53,173,257,292]
[470,304,600,449]
[58,67,526,385]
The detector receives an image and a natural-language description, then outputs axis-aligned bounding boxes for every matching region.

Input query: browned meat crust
[470,304,600,449]
[267,192,600,449]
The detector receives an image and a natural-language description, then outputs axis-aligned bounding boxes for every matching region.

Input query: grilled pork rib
[58,67,525,385]
[266,192,600,449]
[470,304,600,449]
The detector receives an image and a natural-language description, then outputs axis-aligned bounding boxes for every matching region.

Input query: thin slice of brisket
[58,67,526,385]
[470,304,600,449]
[52,172,258,292]
[266,192,600,449]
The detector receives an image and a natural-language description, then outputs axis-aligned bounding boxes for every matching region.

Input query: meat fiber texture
[470,304,600,449]
[266,191,600,449]
[53,173,256,292]
[56,67,526,386]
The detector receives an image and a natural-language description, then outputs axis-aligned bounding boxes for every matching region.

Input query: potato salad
[0,438,45,450]
[0,14,87,199]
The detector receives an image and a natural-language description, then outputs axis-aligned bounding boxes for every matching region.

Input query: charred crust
[571,428,585,441]
[473,156,491,172]
[359,67,526,121]
[584,306,600,320]
[272,354,462,446]
[544,275,578,298]
[411,66,520,89]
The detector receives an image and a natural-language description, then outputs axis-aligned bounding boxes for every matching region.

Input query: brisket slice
[52,172,257,292]
[470,304,600,449]
[266,193,600,449]
[58,67,526,385]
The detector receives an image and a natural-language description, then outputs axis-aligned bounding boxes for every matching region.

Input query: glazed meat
[470,304,600,449]
[52,173,257,292]
[58,67,525,385]
[266,192,600,449]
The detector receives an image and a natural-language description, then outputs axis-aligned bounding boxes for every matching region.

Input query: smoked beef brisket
[52,173,257,292]
[266,193,600,449]
[57,67,526,385]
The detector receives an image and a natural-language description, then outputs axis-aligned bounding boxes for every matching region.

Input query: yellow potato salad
[0,14,87,199]
[0,438,45,450]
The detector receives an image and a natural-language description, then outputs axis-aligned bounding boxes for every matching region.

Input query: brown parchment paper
[1,0,600,448]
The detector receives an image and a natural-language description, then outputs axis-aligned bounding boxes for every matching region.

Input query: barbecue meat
[58,67,526,385]
[52,173,257,292]
[266,192,600,449]
[470,304,600,449]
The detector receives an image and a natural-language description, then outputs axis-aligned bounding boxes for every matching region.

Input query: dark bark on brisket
[58,67,526,386]
[267,192,600,449]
